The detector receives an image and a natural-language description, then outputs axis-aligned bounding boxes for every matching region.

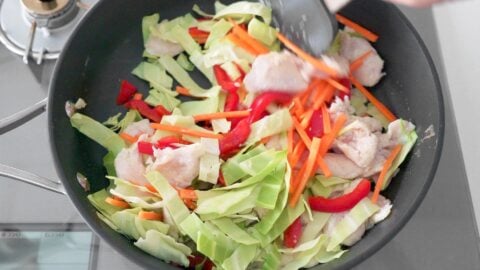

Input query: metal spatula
[263,0,352,56]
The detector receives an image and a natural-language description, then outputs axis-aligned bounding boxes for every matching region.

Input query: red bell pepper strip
[337,78,352,101]
[307,110,324,139]
[156,136,189,149]
[249,91,293,123]
[137,141,155,155]
[154,105,171,116]
[189,27,210,37]
[116,80,137,105]
[284,217,303,248]
[218,171,226,186]
[213,65,240,93]
[125,100,163,123]
[224,92,240,112]
[309,179,371,213]
[219,118,251,156]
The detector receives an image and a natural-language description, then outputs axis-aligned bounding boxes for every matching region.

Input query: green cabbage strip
[197,20,217,32]
[220,61,241,80]
[315,175,351,187]
[70,113,125,156]
[159,55,218,98]
[132,61,174,89]
[326,198,380,251]
[255,164,285,209]
[195,184,257,216]
[382,124,418,190]
[210,218,260,245]
[300,212,331,244]
[221,144,267,185]
[189,51,217,84]
[367,103,389,128]
[262,244,281,270]
[146,171,190,233]
[205,19,233,49]
[142,13,160,43]
[144,86,181,111]
[176,53,195,71]
[221,244,258,270]
[103,151,116,176]
[153,14,197,42]
[198,187,260,221]
[212,118,231,134]
[247,18,277,46]
[134,230,191,267]
[350,88,368,116]
[103,110,141,133]
[214,1,272,24]
[134,216,170,239]
[87,189,119,218]
[199,138,221,184]
[159,113,214,142]
[163,25,201,56]
[309,179,332,197]
[238,149,277,175]
[192,4,214,18]
[107,176,163,210]
[111,208,143,239]
[280,235,331,270]
[254,164,290,234]
[246,109,293,144]
[179,94,220,116]
[203,41,256,68]
[307,246,347,265]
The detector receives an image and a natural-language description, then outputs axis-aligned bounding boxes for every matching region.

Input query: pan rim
[47,0,445,269]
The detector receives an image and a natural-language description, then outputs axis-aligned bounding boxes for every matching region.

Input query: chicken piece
[145,36,184,57]
[244,51,309,94]
[334,120,379,168]
[321,153,364,179]
[124,119,155,137]
[300,54,350,80]
[339,31,385,87]
[367,194,393,229]
[378,119,416,148]
[329,97,355,121]
[149,143,205,188]
[361,147,390,178]
[114,144,149,186]
[352,116,383,133]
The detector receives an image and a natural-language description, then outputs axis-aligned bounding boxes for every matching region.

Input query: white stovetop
[431,1,480,226]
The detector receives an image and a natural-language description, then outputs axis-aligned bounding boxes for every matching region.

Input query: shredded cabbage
[132,61,174,89]
[246,109,293,144]
[134,230,191,267]
[144,86,181,112]
[179,94,220,116]
[222,244,258,270]
[205,19,233,49]
[214,1,272,24]
[176,53,194,71]
[210,218,260,245]
[248,18,277,46]
[142,13,160,43]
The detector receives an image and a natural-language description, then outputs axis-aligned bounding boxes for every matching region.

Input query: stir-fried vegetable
[69,2,418,269]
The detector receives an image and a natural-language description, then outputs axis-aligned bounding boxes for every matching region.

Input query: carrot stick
[176,86,192,96]
[371,145,402,203]
[276,33,338,77]
[178,189,198,200]
[290,137,322,206]
[301,79,322,105]
[150,123,223,139]
[229,19,270,54]
[350,76,397,122]
[318,113,348,156]
[226,33,259,55]
[238,85,247,102]
[138,210,163,221]
[350,50,373,72]
[316,153,332,178]
[290,141,307,168]
[321,105,331,134]
[292,117,312,147]
[287,128,294,156]
[313,84,335,110]
[193,110,251,122]
[145,184,158,193]
[300,109,314,129]
[119,132,138,144]
[290,163,307,194]
[335,14,379,43]
[105,197,130,209]
[326,78,350,94]
[292,97,305,116]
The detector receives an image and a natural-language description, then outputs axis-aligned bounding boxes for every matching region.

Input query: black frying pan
[3,0,445,269]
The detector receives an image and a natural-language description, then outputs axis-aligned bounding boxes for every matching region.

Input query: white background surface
[432,1,480,226]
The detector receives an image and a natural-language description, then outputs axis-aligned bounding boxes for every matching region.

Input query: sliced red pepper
[249,91,293,123]
[116,80,137,105]
[224,92,240,112]
[337,78,352,100]
[309,179,371,213]
[125,100,163,123]
[188,254,207,268]
[189,27,210,44]
[233,62,247,80]
[219,118,251,156]
[213,65,240,93]
[284,217,303,248]
[307,110,324,139]
[154,105,171,116]
[156,136,189,149]
[137,141,155,155]
[218,171,226,187]
[203,259,214,270]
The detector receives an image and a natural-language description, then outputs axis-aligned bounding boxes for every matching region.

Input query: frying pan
[0,0,444,269]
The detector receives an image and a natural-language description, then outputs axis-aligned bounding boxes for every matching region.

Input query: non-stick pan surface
[48,0,444,269]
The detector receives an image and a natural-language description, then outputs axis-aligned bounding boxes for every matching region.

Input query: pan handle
[0,164,66,195]
[0,98,47,135]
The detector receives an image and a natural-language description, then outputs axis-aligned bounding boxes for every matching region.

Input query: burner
[0,0,95,64]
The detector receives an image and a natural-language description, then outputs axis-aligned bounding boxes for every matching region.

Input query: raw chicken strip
[145,36,184,57]
[114,143,149,185]
[124,119,155,137]
[150,143,205,188]
[321,153,364,179]
[335,120,379,168]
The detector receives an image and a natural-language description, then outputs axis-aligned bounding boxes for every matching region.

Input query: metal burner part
[21,0,79,29]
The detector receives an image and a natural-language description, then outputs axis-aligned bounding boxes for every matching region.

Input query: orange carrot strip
[319,113,348,156]
[193,110,251,122]
[350,76,397,122]
[119,132,138,144]
[105,197,130,209]
[350,50,373,72]
[321,105,331,134]
[230,19,270,54]
[176,86,192,96]
[301,79,322,105]
[313,84,335,110]
[178,189,198,200]
[293,97,305,116]
[326,78,349,93]
[138,210,163,221]
[335,14,379,43]
[290,163,307,194]
[276,32,338,77]
[287,128,294,156]
[145,184,158,193]
[316,153,332,178]
[290,141,307,168]
[371,145,402,203]
[290,137,322,206]
[292,117,312,147]
[133,93,143,100]
[238,85,247,102]
[150,123,223,139]
[300,109,314,129]
[226,33,259,55]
